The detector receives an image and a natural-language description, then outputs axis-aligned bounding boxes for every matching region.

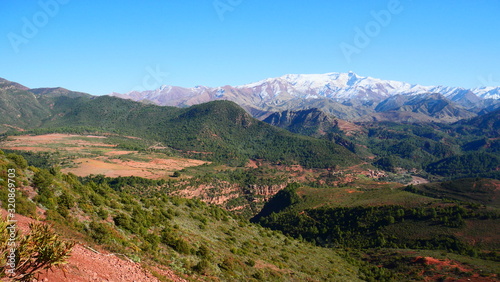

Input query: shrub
[171,238,191,254]
[97,207,109,220]
[192,259,211,274]
[89,221,112,243]
[57,191,75,209]
[113,213,132,231]
[161,230,192,254]
[32,169,54,190]
[196,244,211,259]
[6,153,28,169]
[245,259,256,267]
[0,218,74,281]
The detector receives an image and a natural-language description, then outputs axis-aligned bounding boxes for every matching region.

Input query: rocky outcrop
[171,181,288,215]
[246,183,288,199]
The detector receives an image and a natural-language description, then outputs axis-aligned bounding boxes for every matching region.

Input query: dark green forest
[254,185,499,260]
[4,93,360,168]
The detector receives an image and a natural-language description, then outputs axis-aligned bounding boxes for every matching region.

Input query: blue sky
[1,0,499,95]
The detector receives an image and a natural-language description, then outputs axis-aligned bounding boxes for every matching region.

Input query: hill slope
[409,178,500,208]
[263,108,341,136]
[371,93,476,122]
[43,97,359,167]
[0,83,360,168]
[0,79,52,131]
[0,151,362,281]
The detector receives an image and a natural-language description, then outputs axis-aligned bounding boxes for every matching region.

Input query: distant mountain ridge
[1,76,499,177]
[263,108,362,137]
[263,108,339,137]
[0,78,359,168]
[366,93,477,123]
[110,72,500,122]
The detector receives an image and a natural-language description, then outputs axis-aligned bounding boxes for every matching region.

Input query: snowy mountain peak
[232,72,500,101]
[110,72,500,119]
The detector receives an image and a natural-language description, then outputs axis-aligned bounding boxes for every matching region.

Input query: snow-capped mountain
[236,72,500,101]
[110,72,500,122]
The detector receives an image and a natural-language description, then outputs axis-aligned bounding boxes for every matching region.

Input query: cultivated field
[0,134,208,179]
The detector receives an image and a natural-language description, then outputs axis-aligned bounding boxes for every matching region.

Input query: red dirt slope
[1,210,186,282]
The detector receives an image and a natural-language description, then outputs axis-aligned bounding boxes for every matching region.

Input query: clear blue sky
[1,0,499,95]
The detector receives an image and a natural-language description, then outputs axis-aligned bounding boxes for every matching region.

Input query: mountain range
[111,72,500,122]
[0,77,358,168]
[1,76,500,281]
[3,75,499,179]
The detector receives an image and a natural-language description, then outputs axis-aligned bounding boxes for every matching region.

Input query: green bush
[0,218,74,281]
[6,153,28,169]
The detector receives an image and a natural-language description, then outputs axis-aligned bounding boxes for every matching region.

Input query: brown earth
[413,256,498,282]
[2,147,53,152]
[1,134,208,180]
[3,134,116,147]
[0,210,186,282]
[61,158,161,179]
[409,176,429,185]
[336,119,364,136]
[61,157,206,179]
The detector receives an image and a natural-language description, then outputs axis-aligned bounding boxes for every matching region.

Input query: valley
[0,134,208,179]
[3,0,500,280]
[0,76,499,281]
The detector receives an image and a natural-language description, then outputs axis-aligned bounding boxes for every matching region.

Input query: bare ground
[0,209,186,282]
[1,134,208,179]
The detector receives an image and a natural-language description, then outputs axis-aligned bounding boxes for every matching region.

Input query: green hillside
[408,178,500,208]
[262,106,500,180]
[0,150,362,281]
[0,79,52,131]
[361,118,500,180]
[252,180,500,280]
[1,89,360,168]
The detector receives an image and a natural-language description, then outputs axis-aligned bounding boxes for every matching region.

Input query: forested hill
[0,79,52,129]
[456,108,500,137]
[0,83,360,168]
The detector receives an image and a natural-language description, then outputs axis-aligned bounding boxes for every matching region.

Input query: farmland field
[0,134,208,179]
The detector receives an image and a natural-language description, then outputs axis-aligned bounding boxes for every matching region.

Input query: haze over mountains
[111,72,500,122]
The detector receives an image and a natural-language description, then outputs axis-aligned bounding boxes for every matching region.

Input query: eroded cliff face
[246,184,287,198]
[168,163,396,217]
[171,180,288,217]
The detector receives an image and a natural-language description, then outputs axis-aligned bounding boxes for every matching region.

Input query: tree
[6,153,28,169]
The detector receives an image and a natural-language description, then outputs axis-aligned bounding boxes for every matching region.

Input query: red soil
[414,256,498,282]
[1,134,208,180]
[0,210,186,282]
